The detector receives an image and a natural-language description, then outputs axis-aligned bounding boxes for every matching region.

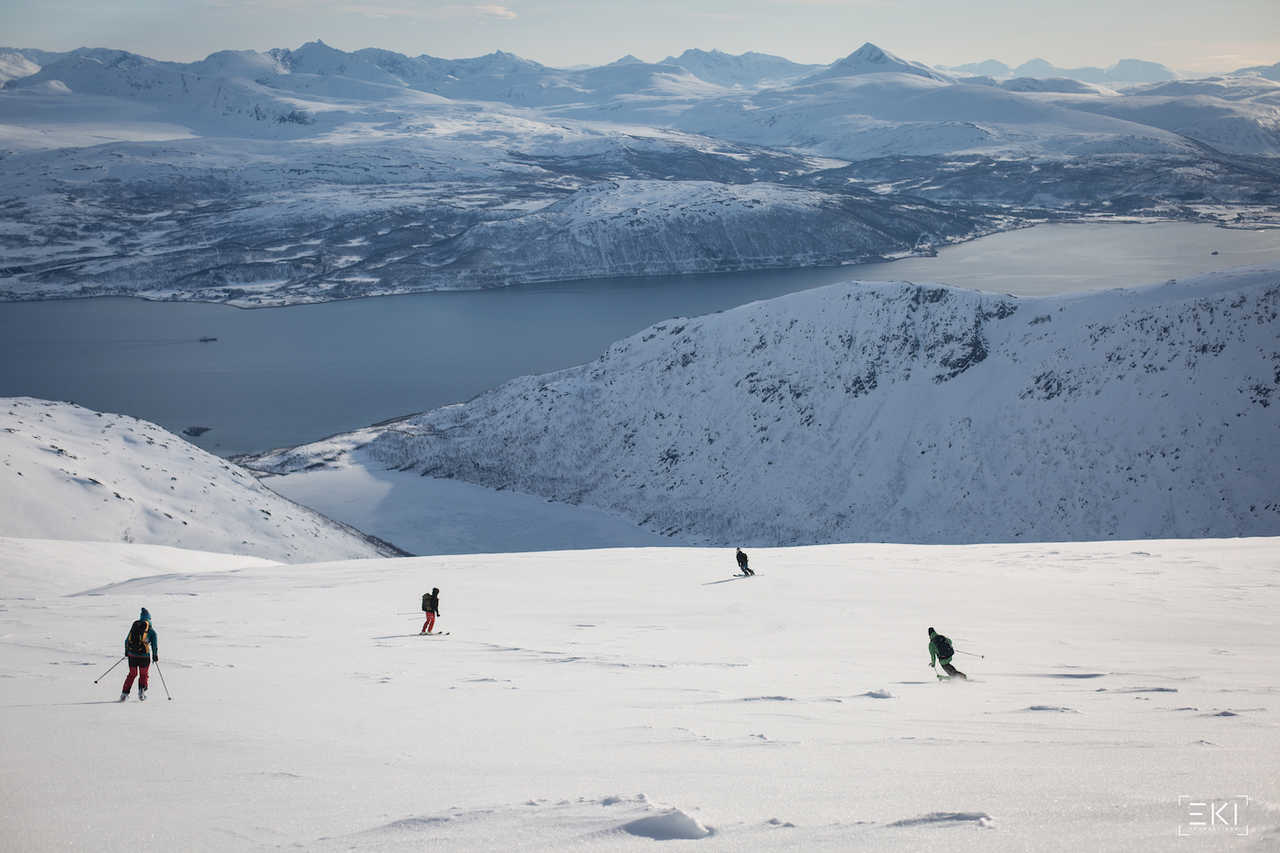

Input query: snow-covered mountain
[0,50,40,84]
[660,48,820,88]
[805,43,952,83]
[943,59,1012,78]
[0,398,398,560]
[1229,60,1280,82]
[997,77,1117,95]
[1011,57,1178,85]
[248,267,1280,546]
[674,67,1197,161]
[384,179,988,290]
[0,128,995,306]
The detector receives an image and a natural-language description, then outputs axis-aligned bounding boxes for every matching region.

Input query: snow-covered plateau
[248,266,1280,547]
[1,41,1278,306]
[1,535,1276,851]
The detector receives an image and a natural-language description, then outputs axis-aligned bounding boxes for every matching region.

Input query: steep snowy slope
[0,398,396,561]
[0,51,39,84]
[249,267,1280,545]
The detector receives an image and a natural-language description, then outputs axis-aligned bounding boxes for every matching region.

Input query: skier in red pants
[421,588,440,634]
[121,608,158,701]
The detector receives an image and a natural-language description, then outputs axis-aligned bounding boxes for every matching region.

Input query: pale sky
[2,0,1277,74]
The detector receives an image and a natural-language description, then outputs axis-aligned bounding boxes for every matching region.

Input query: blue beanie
[140,608,151,622]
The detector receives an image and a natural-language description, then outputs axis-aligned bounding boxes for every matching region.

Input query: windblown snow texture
[250,267,1280,545]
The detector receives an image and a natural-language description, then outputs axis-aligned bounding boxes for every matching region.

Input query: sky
[1,0,1276,74]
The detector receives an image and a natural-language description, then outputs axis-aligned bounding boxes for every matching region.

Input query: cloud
[473,4,517,18]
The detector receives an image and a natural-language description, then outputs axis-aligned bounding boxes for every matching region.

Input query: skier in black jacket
[735,548,753,576]
[928,627,966,679]
[421,588,440,634]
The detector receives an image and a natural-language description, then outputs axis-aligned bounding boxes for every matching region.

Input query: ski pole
[153,662,172,701]
[93,656,126,684]
[955,649,985,659]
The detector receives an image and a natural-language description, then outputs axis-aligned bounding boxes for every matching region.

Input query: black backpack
[422,593,431,612]
[126,620,150,657]
[934,634,954,659]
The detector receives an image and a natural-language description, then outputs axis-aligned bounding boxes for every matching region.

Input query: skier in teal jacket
[121,607,159,700]
[928,627,966,679]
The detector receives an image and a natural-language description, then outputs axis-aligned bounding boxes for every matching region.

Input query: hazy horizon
[1,0,1275,76]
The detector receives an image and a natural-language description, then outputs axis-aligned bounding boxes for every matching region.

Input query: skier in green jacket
[928,627,966,679]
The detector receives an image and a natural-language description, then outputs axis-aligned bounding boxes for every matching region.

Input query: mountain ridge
[246,267,1280,545]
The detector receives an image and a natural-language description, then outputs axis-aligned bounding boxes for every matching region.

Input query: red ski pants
[122,659,150,692]
[422,612,436,633]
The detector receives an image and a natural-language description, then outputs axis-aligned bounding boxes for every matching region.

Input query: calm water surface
[2,221,1277,455]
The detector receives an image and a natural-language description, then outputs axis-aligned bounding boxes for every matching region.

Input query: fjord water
[1,222,1277,456]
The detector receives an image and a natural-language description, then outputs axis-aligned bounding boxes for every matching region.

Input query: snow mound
[0,536,277,596]
[0,398,395,562]
[858,689,895,699]
[621,808,713,840]
[887,811,995,828]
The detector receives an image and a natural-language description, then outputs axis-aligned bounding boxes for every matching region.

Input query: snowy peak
[660,48,820,87]
[268,40,405,85]
[811,42,951,82]
[944,59,1011,77]
[1107,58,1178,84]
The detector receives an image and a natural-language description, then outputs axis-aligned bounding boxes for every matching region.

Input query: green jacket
[929,636,952,665]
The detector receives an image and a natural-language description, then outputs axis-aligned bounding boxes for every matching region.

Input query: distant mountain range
[944,57,1178,84]
[1,39,1277,307]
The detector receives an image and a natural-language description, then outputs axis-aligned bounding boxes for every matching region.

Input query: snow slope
[0,398,395,561]
[1,536,1276,850]
[248,267,1280,546]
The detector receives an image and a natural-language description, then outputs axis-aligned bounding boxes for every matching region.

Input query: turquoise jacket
[127,608,159,660]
